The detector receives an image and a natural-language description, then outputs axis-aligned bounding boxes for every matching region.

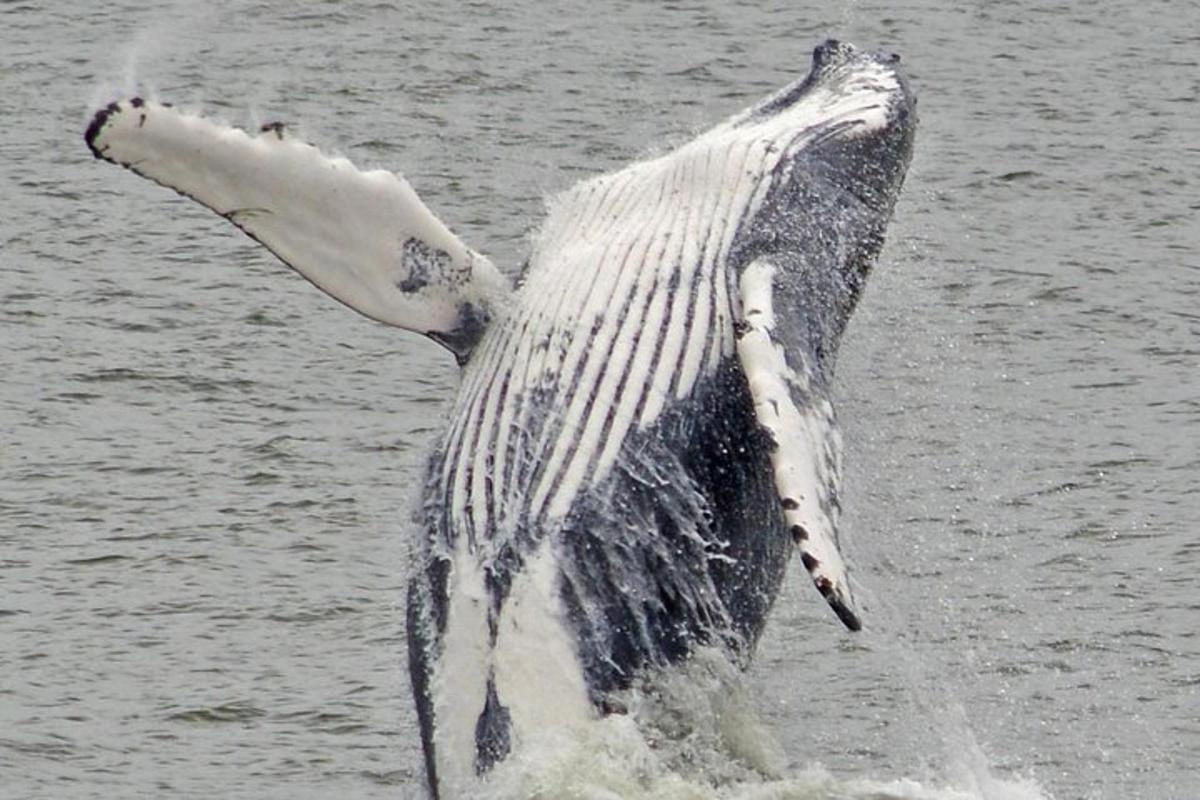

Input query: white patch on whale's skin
[737,258,859,629]
[493,539,592,749]
[430,537,592,795]
[431,545,490,796]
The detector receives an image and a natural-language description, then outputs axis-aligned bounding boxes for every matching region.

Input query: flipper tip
[84,101,121,158]
[829,596,862,631]
[814,574,862,631]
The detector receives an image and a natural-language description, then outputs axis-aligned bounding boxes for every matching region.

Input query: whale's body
[86,40,915,798]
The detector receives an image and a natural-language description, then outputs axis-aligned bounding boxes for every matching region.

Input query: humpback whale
[85,40,916,798]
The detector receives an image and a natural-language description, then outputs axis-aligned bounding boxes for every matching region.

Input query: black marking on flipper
[827,591,862,631]
[427,301,489,366]
[84,102,121,159]
[399,237,453,293]
[816,566,864,628]
[222,207,273,224]
[809,561,861,631]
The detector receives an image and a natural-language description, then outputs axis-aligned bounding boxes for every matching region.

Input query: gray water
[2,1,1197,798]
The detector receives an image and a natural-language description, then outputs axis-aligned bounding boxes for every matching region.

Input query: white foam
[471,648,1052,800]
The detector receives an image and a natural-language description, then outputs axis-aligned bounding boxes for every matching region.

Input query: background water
[2,1,1196,798]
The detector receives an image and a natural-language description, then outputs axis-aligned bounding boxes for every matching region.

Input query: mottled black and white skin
[85,40,915,798]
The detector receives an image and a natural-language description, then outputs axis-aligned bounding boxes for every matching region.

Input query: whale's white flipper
[85,99,509,360]
[737,258,861,631]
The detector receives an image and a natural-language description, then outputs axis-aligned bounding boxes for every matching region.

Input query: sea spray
[474,646,1050,800]
[833,530,1052,799]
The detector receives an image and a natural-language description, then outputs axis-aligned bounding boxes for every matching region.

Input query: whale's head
[741,40,915,152]
[724,39,918,369]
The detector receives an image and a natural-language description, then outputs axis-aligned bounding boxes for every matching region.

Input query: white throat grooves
[736,258,861,629]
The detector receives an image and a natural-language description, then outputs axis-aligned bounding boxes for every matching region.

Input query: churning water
[2,1,1196,798]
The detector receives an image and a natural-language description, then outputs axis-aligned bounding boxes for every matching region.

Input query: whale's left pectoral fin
[736,258,862,631]
[85,99,510,361]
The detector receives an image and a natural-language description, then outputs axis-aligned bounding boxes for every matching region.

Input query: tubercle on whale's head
[744,39,916,128]
[810,39,900,77]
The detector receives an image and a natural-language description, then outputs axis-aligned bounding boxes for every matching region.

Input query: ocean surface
[2,1,1197,798]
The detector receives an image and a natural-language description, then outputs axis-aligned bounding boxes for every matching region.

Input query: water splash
[86,26,166,117]
[472,648,1050,800]
[83,1,218,121]
[829,551,1054,800]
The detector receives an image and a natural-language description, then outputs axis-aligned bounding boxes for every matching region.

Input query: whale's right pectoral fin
[737,257,862,632]
[85,99,510,361]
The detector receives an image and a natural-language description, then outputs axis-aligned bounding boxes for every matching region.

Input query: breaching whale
[85,39,915,798]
